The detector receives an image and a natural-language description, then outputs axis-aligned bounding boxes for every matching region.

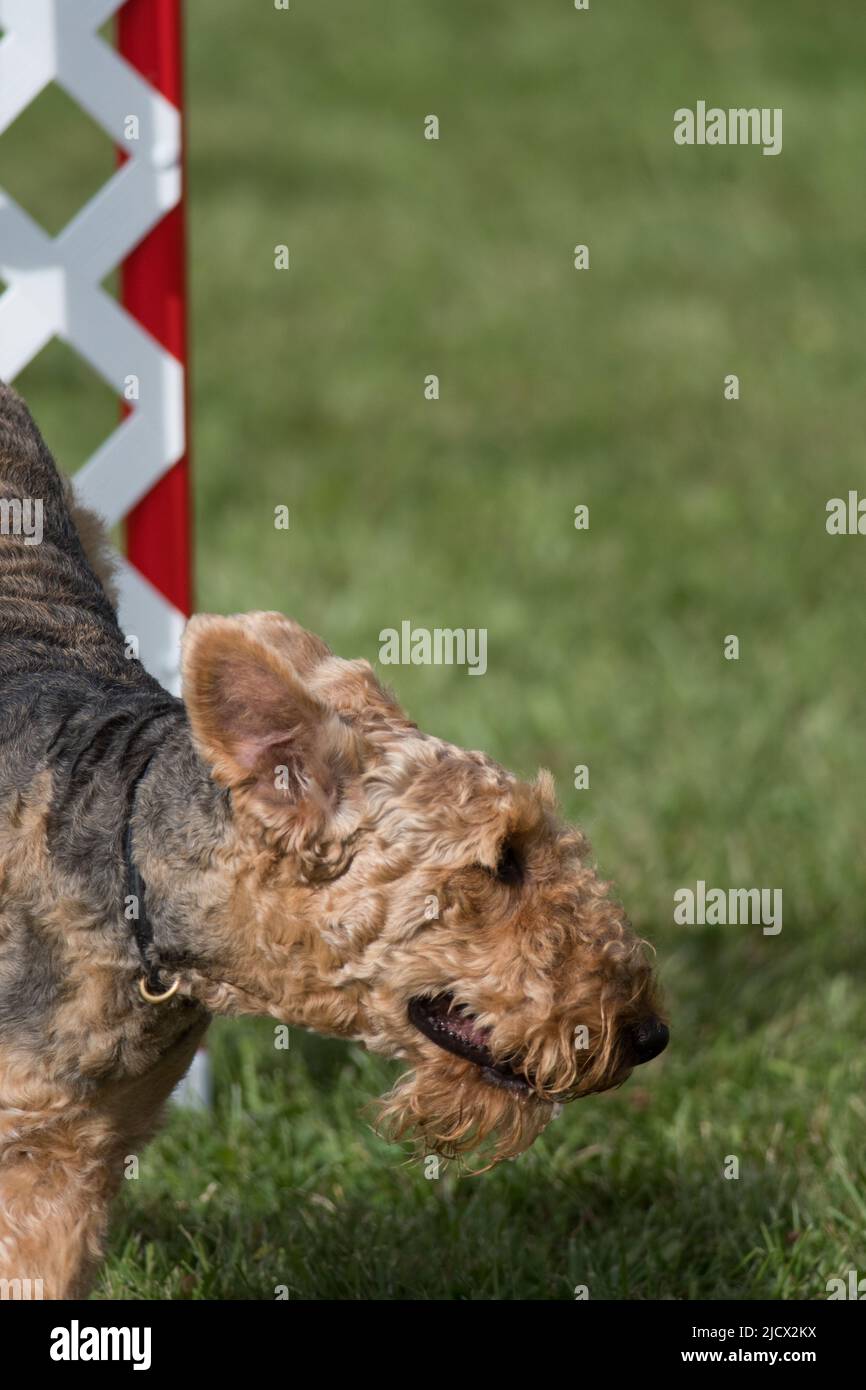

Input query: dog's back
[0,381,182,804]
[0,381,132,681]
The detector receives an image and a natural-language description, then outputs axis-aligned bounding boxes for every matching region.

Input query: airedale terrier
[0,383,667,1298]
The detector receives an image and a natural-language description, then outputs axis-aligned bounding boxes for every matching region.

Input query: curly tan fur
[0,382,666,1298]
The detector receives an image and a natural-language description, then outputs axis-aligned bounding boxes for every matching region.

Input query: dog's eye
[492,839,524,886]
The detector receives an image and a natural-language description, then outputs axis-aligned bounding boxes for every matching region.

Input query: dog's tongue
[415,994,493,1056]
[444,1008,489,1051]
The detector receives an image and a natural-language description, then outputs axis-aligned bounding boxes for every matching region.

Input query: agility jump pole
[118,0,192,622]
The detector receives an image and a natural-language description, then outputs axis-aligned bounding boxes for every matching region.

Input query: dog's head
[182,612,667,1165]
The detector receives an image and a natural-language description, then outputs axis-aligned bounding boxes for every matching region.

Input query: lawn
[5,0,865,1298]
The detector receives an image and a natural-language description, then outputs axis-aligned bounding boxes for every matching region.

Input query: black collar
[124,757,165,998]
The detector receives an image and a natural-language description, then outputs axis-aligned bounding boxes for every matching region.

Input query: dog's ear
[182,614,365,850]
[230,611,416,734]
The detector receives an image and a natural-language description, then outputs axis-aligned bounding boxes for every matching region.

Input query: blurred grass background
[3,0,865,1298]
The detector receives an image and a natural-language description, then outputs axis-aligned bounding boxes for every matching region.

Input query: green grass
[6,0,866,1298]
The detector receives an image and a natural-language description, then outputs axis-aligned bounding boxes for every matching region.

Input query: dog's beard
[376,1052,555,1168]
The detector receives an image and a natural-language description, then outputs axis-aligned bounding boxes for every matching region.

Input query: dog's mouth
[408,993,534,1095]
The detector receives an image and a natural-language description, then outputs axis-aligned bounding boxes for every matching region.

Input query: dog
[0,382,667,1298]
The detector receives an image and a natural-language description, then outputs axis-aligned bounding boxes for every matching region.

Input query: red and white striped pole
[118,0,192,619]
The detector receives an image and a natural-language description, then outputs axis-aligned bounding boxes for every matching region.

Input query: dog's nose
[630,1016,669,1065]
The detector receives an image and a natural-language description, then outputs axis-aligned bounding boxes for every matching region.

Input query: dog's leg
[0,1020,208,1299]
[0,1121,123,1300]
